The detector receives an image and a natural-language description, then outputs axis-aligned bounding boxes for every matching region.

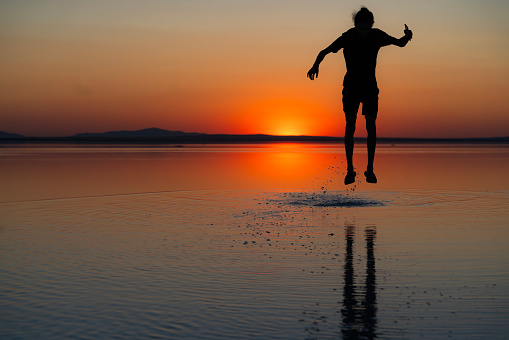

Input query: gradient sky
[1,0,508,138]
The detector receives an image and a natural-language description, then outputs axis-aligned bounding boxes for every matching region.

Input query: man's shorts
[342,87,379,119]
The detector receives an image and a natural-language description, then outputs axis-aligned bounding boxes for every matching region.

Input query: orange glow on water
[2,143,509,203]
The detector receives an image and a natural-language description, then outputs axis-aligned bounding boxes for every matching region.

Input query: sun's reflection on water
[1,143,508,203]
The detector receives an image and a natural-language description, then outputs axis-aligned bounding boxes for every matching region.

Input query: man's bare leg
[344,116,357,184]
[365,116,377,183]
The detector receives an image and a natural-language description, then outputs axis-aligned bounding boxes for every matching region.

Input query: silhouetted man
[307,7,412,184]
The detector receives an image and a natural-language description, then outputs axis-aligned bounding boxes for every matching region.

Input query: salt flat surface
[1,144,508,339]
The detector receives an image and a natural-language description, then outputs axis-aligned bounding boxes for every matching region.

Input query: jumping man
[307,7,412,184]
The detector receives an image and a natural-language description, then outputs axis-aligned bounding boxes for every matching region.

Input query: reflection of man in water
[342,225,377,339]
[307,7,412,184]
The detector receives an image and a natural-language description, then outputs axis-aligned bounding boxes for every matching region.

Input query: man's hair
[353,7,374,25]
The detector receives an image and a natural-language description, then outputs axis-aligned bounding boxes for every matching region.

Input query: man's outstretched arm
[307,49,331,80]
[307,37,342,80]
[393,24,413,47]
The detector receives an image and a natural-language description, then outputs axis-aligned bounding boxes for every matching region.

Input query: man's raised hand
[404,24,413,40]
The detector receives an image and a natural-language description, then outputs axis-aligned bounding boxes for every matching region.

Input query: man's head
[353,7,374,38]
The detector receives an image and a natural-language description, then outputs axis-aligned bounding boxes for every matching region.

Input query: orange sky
[1,1,508,138]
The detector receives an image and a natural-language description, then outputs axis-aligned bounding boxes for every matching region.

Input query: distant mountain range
[0,131,24,138]
[1,128,508,142]
[73,127,205,138]
[68,128,331,142]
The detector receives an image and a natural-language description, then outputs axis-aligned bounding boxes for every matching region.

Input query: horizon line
[1,136,508,143]
[1,128,508,141]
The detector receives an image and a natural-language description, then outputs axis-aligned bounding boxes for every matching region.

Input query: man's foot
[364,170,377,184]
[344,171,356,185]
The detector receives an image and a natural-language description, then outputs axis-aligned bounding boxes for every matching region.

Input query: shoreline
[1,136,508,144]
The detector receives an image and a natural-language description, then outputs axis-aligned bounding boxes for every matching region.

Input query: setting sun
[270,116,305,136]
[242,98,326,136]
[264,110,315,136]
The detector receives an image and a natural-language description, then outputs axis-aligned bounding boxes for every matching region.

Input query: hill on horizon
[0,131,24,138]
[73,127,206,138]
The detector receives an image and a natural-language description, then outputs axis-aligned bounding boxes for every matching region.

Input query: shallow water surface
[1,144,508,339]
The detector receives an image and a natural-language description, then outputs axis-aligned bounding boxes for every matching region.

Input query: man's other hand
[307,66,319,80]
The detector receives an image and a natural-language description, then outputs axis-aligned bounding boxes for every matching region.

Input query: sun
[241,97,330,136]
[265,107,314,136]
[273,125,303,136]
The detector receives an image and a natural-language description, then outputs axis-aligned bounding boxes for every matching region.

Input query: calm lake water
[1,143,508,339]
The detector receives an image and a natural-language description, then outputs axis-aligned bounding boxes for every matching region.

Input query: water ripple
[1,189,508,339]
